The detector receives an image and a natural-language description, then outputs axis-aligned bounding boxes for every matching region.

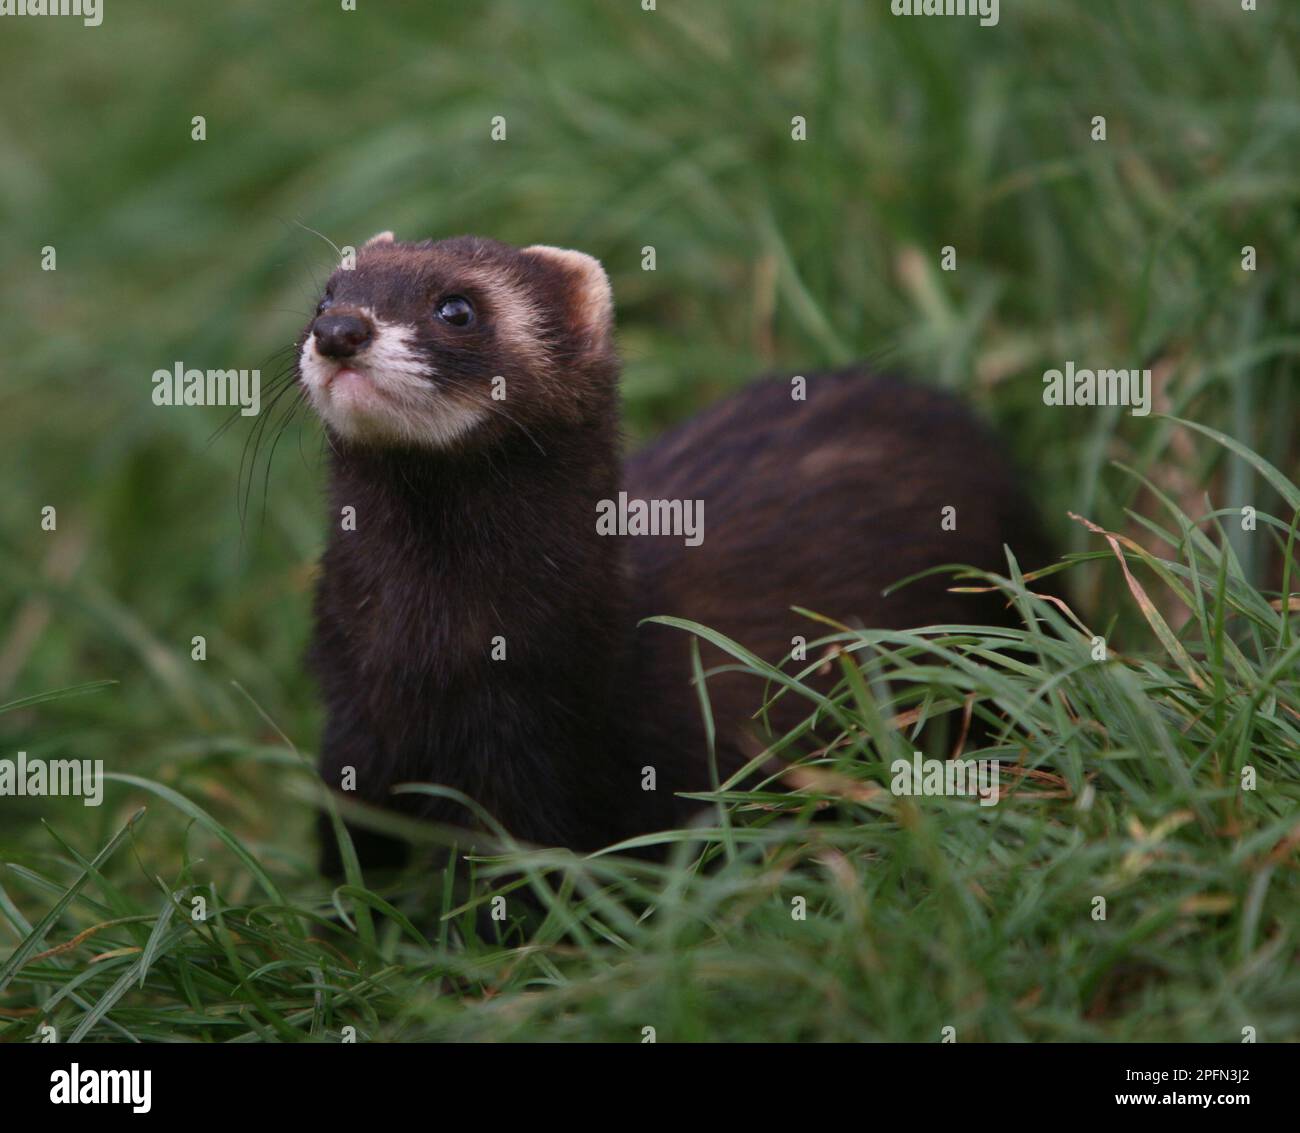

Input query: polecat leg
[316,810,410,878]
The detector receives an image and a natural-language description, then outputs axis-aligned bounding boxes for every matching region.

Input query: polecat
[297,233,1053,873]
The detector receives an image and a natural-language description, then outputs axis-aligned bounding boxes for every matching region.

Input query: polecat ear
[524,245,613,346]
[364,231,395,247]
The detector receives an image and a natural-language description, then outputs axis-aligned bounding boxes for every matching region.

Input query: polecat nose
[313,313,373,359]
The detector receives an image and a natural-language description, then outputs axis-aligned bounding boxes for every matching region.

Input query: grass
[0,0,1297,1041]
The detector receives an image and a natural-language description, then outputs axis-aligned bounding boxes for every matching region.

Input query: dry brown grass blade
[951,578,1091,635]
[1069,512,1207,691]
[781,765,884,804]
[26,917,142,964]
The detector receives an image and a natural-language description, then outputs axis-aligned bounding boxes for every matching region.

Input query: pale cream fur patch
[469,270,547,377]
[299,306,485,448]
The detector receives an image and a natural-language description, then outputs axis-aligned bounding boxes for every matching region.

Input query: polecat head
[298,234,616,449]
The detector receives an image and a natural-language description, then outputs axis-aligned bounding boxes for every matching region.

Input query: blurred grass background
[0,0,1297,1041]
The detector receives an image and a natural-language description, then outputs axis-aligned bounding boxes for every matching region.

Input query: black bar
[0,1042,1284,1118]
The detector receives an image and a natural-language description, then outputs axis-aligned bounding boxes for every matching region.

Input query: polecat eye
[436,296,475,327]
[316,296,332,316]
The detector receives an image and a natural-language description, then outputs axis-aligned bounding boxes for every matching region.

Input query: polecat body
[298,234,1051,872]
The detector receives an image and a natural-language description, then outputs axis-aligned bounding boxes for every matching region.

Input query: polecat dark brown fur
[298,233,1053,873]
